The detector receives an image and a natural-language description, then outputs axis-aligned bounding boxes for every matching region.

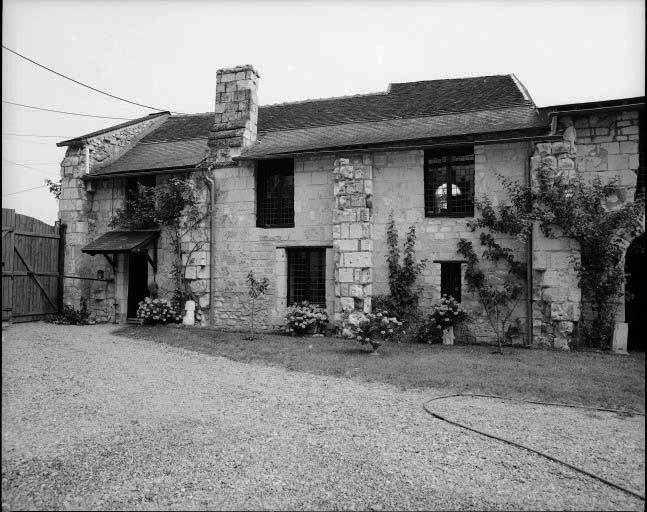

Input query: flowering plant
[283,301,329,335]
[349,311,403,350]
[136,297,182,325]
[428,295,469,330]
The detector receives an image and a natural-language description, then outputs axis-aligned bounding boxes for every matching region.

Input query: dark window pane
[425,147,474,217]
[441,262,462,302]
[257,159,294,227]
[287,248,326,305]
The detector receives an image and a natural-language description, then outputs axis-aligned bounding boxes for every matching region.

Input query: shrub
[428,295,469,330]
[136,297,182,325]
[284,301,329,336]
[408,316,442,344]
[46,300,90,325]
[348,311,403,350]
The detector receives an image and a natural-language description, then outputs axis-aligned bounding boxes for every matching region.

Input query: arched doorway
[625,232,645,351]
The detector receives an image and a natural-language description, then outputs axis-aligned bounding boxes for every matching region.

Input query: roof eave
[236,125,551,161]
[82,164,197,181]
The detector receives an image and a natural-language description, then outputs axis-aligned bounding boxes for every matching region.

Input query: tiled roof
[86,74,543,175]
[91,138,209,176]
[258,75,531,132]
[240,106,545,158]
[81,230,160,254]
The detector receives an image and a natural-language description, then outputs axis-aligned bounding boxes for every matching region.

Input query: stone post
[332,155,374,329]
[530,134,580,349]
[207,65,260,167]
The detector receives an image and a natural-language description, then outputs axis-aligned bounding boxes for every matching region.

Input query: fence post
[57,223,67,313]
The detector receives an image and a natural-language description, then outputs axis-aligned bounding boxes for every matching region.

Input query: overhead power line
[2,100,132,120]
[2,184,49,197]
[2,158,58,177]
[3,45,183,114]
[3,132,73,138]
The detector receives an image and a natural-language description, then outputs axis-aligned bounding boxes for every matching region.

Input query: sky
[2,0,645,224]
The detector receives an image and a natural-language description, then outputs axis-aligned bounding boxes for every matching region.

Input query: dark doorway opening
[625,233,645,352]
[127,252,149,318]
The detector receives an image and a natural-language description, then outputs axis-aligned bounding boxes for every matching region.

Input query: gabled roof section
[56,111,170,147]
[240,105,545,159]
[80,73,541,175]
[258,74,531,133]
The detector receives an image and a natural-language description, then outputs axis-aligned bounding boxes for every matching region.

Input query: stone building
[57,65,645,349]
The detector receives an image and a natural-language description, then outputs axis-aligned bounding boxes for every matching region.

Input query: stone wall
[59,115,167,321]
[210,156,335,328]
[332,155,374,324]
[557,109,641,329]
[371,144,531,344]
[529,140,580,350]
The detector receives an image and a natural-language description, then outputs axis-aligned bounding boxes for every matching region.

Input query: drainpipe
[526,141,534,346]
[204,173,216,326]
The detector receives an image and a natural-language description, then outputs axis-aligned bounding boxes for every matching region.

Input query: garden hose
[422,393,645,501]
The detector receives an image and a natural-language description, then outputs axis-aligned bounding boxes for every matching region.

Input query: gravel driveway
[2,323,644,510]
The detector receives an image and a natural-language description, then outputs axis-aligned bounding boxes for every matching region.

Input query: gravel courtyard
[2,323,644,511]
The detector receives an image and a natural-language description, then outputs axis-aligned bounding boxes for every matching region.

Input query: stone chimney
[207,65,260,166]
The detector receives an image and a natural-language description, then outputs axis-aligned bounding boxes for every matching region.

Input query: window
[126,175,156,202]
[287,248,326,306]
[424,147,475,217]
[441,262,462,302]
[257,159,294,228]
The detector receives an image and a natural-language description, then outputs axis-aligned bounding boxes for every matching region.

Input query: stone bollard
[611,322,628,354]
[442,326,455,345]
[182,300,195,326]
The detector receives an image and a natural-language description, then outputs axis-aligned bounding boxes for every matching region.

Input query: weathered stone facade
[59,66,642,350]
[332,155,374,323]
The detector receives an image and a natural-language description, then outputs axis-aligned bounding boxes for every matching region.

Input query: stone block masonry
[332,155,374,322]
[208,65,260,166]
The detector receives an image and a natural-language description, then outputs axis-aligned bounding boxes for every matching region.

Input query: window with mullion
[424,147,475,217]
[287,248,326,306]
[256,159,294,228]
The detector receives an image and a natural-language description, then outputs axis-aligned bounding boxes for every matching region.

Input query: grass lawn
[115,325,645,413]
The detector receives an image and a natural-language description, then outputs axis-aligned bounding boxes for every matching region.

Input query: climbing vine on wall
[110,176,208,312]
[466,170,644,349]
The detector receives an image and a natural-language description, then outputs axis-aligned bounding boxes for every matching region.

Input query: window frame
[287,247,326,306]
[424,146,475,218]
[440,261,463,303]
[256,158,295,229]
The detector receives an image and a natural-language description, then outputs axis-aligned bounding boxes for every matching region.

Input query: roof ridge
[260,91,388,109]
[387,73,512,89]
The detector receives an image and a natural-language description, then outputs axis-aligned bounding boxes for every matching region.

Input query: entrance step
[126,318,143,325]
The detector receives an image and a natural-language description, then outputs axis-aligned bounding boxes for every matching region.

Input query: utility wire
[2,184,49,197]
[2,100,133,120]
[2,133,73,138]
[3,45,183,114]
[2,159,58,177]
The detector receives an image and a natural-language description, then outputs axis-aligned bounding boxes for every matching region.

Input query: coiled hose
[422,393,645,501]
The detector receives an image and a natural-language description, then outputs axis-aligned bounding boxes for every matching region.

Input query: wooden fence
[2,209,64,322]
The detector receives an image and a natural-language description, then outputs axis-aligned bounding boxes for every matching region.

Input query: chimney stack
[208,65,260,166]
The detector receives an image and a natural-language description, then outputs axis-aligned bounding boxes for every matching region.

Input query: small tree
[383,211,427,320]
[457,235,525,354]
[245,271,269,340]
